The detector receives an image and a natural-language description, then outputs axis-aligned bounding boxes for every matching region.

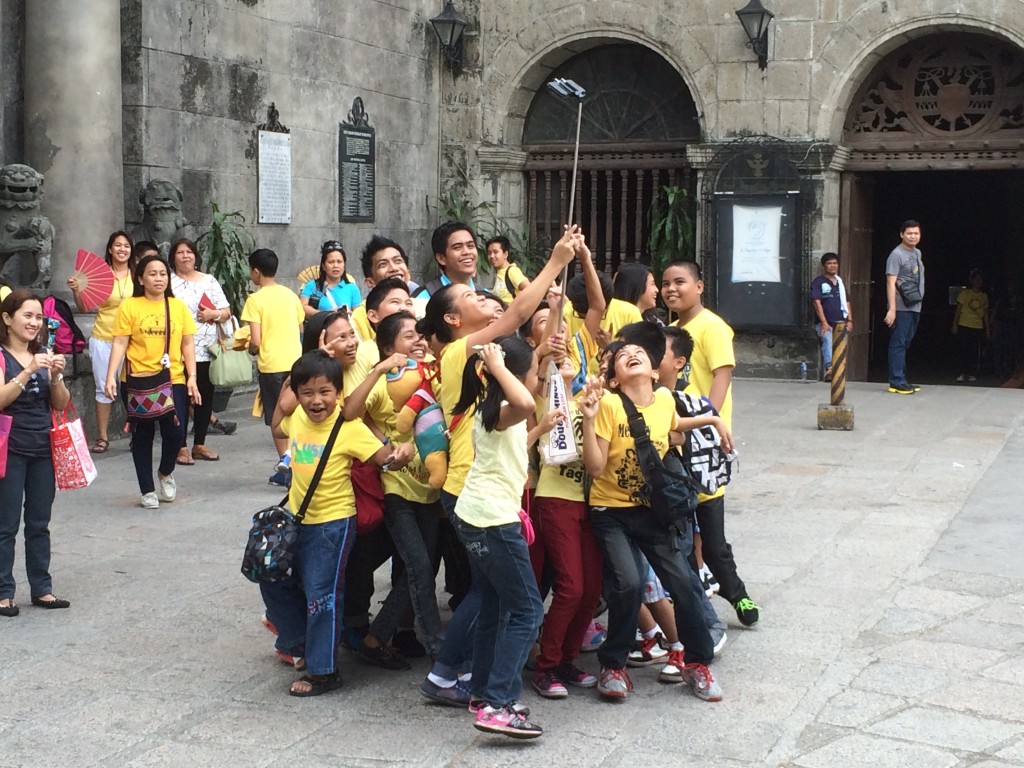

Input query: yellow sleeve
[339,418,386,463]
[594,395,618,443]
[112,301,134,337]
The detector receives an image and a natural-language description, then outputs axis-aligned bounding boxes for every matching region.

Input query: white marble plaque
[258,131,291,224]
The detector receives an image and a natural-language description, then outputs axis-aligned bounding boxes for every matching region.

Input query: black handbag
[618,391,698,533]
[241,415,344,583]
[896,255,923,306]
[125,298,176,420]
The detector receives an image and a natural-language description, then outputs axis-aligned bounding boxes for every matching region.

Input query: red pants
[534,496,604,670]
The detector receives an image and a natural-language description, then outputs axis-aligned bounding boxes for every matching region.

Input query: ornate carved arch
[843,33,1024,169]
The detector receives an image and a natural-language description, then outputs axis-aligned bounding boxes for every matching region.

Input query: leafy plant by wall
[647,185,696,280]
[197,204,254,318]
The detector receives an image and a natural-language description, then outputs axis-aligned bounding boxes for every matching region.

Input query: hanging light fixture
[735,0,775,70]
[429,1,469,74]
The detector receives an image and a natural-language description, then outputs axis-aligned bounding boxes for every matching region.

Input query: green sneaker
[732,597,760,627]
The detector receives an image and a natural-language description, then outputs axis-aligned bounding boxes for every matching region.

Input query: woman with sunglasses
[300,240,362,319]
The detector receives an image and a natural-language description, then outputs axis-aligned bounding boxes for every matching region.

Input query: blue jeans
[888,311,920,386]
[131,383,187,494]
[370,495,443,654]
[590,506,714,669]
[815,322,833,370]
[430,490,479,680]
[0,452,56,600]
[453,516,544,706]
[259,517,356,676]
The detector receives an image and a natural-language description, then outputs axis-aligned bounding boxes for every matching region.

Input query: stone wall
[121,0,443,282]
[0,1,25,166]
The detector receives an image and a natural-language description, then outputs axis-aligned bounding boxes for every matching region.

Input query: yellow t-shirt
[536,399,586,502]
[348,339,380,390]
[240,284,304,373]
[676,308,734,501]
[456,416,527,527]
[590,387,678,508]
[563,297,642,339]
[91,273,134,342]
[365,376,439,503]
[492,263,527,303]
[351,304,375,342]
[956,288,988,330]
[439,338,473,496]
[113,296,198,384]
[281,405,384,524]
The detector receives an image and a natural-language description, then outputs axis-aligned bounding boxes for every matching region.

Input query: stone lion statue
[0,163,55,289]
[132,179,194,257]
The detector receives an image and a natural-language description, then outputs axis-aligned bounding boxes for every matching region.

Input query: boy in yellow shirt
[241,248,304,483]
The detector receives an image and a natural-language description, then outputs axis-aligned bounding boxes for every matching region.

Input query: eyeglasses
[321,240,345,255]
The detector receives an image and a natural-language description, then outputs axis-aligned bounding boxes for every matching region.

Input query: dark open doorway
[865,169,1024,384]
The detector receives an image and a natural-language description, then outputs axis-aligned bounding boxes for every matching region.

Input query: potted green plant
[647,185,696,280]
[197,203,255,411]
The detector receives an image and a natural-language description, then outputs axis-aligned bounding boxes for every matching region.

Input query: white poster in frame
[732,204,782,283]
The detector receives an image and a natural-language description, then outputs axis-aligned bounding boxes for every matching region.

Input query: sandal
[91,439,109,454]
[192,445,220,462]
[176,447,195,466]
[289,672,343,698]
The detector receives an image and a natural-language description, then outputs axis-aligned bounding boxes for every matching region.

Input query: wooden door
[839,173,874,380]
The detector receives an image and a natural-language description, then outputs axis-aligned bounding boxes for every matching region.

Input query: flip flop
[176,448,195,466]
[289,672,343,697]
[91,439,109,454]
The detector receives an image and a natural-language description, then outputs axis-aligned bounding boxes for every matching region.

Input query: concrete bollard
[818,321,854,430]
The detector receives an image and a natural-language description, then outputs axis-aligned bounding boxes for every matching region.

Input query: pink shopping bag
[0,412,11,479]
[50,405,98,491]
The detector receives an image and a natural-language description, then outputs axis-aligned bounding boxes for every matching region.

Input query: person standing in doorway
[884,220,924,395]
[810,252,852,383]
[952,269,990,382]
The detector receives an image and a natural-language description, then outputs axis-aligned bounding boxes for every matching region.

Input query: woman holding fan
[169,237,231,464]
[67,230,134,454]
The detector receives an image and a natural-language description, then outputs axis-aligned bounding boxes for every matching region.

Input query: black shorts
[258,371,290,426]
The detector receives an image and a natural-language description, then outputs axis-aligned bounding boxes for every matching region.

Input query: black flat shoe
[31,596,70,609]
[0,601,19,617]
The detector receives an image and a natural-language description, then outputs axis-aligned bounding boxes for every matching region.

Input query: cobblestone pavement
[1,381,1023,767]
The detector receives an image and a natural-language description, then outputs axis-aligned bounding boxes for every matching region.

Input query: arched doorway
[521,43,700,274]
[839,32,1024,382]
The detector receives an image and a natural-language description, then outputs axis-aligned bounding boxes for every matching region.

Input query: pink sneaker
[274,648,306,671]
[474,704,543,739]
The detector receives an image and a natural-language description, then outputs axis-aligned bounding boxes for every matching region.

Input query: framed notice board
[713,194,801,330]
[338,125,375,223]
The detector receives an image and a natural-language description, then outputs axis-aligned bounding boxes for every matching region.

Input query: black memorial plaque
[339,125,375,223]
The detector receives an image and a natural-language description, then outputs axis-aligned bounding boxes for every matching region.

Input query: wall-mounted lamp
[429,1,468,75]
[735,0,775,70]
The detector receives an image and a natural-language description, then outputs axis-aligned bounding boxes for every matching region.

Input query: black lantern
[735,0,775,70]
[429,1,468,74]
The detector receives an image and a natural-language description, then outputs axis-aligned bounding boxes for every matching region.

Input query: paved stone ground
[2,381,1023,767]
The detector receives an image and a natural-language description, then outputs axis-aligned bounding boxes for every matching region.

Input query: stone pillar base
[817,404,854,431]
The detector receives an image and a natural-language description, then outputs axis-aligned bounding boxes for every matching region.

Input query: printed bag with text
[50,405,98,490]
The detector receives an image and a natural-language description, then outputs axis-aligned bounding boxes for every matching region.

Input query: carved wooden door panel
[840,173,874,380]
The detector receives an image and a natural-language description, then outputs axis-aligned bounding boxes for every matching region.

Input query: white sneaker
[713,630,728,655]
[968,375,977,382]
[158,474,176,502]
[140,492,159,509]
[955,374,966,382]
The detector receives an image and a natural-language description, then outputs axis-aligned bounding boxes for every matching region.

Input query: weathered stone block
[818,403,854,430]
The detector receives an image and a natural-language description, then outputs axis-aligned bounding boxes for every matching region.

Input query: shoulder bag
[617,390,698,533]
[241,415,344,583]
[208,317,253,388]
[125,298,177,421]
[0,353,11,479]
[896,254,923,306]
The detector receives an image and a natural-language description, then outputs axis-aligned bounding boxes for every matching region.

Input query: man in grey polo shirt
[883,220,924,395]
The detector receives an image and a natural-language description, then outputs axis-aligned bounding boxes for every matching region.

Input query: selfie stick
[545,77,587,334]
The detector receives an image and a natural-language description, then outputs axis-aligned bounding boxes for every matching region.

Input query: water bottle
[799,361,808,382]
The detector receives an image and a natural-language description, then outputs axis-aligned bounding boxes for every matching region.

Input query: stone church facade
[3,0,1023,379]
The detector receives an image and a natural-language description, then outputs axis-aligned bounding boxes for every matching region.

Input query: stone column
[24,0,123,290]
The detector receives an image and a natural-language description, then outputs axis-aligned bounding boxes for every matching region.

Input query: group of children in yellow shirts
[248,225,760,741]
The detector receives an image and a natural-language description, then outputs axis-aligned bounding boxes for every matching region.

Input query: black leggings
[178,361,214,447]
